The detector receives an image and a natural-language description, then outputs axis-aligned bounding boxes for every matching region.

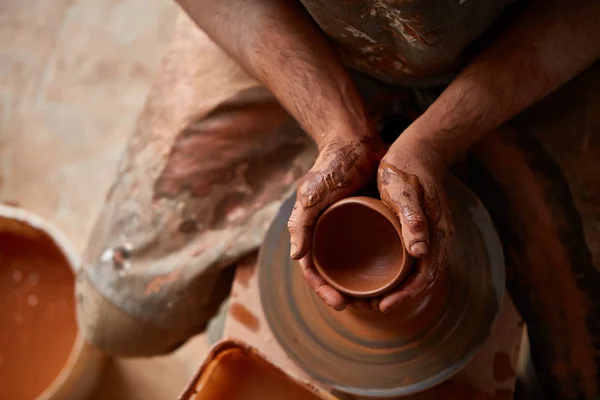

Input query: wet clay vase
[312,197,412,297]
[0,205,104,400]
[259,177,505,397]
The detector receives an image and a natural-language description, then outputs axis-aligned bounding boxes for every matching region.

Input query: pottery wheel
[259,178,505,397]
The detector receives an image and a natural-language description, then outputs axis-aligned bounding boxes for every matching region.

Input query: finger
[288,173,360,260]
[378,168,429,258]
[287,201,319,260]
[398,195,429,258]
[348,297,371,311]
[370,297,382,312]
[378,260,431,312]
[299,256,347,311]
[379,204,453,313]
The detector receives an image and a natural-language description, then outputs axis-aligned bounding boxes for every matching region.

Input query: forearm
[404,0,600,164]
[176,0,374,146]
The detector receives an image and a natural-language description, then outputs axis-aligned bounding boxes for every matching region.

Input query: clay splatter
[144,268,183,296]
[230,303,260,332]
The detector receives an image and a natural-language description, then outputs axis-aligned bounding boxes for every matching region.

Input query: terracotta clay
[0,227,78,399]
[181,341,331,400]
[260,178,504,397]
[312,196,412,297]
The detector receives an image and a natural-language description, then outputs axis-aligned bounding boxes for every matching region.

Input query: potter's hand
[288,135,384,311]
[179,0,383,312]
[374,134,454,312]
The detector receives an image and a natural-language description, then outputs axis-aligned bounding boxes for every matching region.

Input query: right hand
[287,134,384,310]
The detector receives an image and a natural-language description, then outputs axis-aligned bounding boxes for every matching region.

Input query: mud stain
[230,302,260,332]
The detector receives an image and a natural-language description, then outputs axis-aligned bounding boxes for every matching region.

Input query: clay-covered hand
[288,135,384,311]
[373,134,454,312]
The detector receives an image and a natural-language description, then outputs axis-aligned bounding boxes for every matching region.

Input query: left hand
[363,133,455,312]
[288,135,384,311]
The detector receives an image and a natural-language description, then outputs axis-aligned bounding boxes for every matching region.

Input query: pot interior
[0,216,78,399]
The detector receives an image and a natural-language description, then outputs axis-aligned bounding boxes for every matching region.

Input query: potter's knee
[75,272,188,357]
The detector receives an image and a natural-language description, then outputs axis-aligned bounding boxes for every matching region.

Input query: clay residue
[153,87,308,202]
[230,303,260,332]
[288,135,382,262]
[297,135,384,210]
[297,0,460,84]
[378,160,442,227]
[493,352,515,382]
[144,267,183,296]
[298,139,364,210]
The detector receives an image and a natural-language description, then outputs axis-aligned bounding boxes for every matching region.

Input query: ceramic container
[0,205,104,400]
[180,340,336,400]
[312,196,413,298]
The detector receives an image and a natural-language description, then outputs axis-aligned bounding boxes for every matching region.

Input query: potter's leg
[464,63,600,399]
[76,13,316,357]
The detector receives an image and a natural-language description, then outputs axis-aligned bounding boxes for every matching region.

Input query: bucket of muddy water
[0,205,103,399]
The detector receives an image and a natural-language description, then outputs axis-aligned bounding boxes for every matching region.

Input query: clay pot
[261,181,505,397]
[312,197,412,297]
[0,205,104,400]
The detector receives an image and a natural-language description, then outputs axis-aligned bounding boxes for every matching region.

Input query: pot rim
[312,196,412,298]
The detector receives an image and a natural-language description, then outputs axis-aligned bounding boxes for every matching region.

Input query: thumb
[288,172,352,259]
[378,163,429,258]
[288,137,379,259]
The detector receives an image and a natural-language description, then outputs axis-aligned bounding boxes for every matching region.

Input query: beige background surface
[1,0,173,251]
[1,0,210,398]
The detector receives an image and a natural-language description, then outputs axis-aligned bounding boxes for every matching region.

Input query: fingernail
[380,303,394,313]
[410,241,428,257]
[290,244,300,259]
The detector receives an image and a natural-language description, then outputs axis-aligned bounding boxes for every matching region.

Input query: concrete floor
[1,0,209,397]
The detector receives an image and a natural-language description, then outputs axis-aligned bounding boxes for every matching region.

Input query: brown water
[0,230,78,399]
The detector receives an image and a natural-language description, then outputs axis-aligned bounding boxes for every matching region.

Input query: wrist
[384,128,451,178]
[316,113,379,151]
[398,119,469,167]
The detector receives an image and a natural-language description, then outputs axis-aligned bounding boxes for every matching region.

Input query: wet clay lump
[0,230,77,399]
[312,197,410,297]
